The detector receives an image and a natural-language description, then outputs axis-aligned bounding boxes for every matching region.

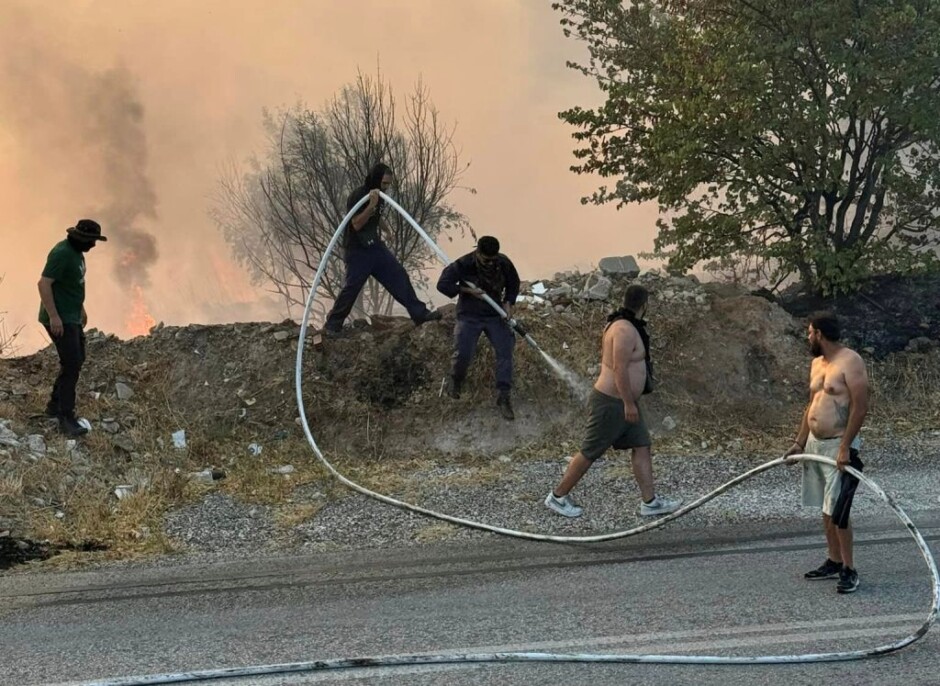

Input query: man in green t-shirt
[37,219,107,436]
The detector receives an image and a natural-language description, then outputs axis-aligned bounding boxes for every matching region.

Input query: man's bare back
[807,347,865,440]
[595,319,646,401]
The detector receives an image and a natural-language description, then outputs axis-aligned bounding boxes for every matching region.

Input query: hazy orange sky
[1,0,659,355]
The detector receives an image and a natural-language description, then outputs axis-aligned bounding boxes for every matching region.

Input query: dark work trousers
[44,323,85,418]
[451,315,515,391]
[325,242,429,330]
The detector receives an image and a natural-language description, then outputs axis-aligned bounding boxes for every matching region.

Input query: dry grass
[275,503,324,529]
[3,288,938,570]
[1,355,248,561]
[330,454,435,503]
[868,350,940,433]
[24,469,183,565]
[220,444,330,504]
[413,522,459,543]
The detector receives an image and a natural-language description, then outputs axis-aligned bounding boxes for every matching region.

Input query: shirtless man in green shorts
[544,284,682,519]
[786,312,869,594]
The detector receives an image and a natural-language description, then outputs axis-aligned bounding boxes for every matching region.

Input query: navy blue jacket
[437,252,521,318]
[344,186,384,249]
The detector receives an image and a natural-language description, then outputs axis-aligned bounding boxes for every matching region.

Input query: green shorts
[580,389,651,461]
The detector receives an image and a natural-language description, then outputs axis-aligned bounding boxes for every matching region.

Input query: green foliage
[554,0,940,293]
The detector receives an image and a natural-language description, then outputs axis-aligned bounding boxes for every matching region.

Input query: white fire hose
[79,193,938,685]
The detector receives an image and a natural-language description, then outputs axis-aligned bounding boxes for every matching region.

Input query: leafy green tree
[555,0,940,293]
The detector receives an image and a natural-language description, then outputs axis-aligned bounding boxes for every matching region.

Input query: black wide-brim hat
[66,219,107,242]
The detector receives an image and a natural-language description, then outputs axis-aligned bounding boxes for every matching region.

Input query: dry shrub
[354,338,430,408]
[869,350,940,432]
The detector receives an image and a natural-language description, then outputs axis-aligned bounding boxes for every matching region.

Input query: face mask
[68,237,94,252]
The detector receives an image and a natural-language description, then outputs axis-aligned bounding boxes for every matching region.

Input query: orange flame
[126,285,155,337]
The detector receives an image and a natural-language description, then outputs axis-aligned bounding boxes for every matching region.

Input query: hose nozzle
[508,318,528,337]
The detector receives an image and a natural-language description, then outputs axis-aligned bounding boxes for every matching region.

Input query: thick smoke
[1,3,158,287]
[86,68,159,286]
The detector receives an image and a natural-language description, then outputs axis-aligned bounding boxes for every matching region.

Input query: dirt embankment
[1,269,937,569]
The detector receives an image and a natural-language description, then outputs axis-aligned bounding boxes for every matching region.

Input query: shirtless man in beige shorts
[785,312,869,594]
[544,285,682,518]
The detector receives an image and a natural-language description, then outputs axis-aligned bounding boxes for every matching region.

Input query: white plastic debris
[114,485,135,500]
[171,430,187,449]
[188,469,215,483]
[516,295,546,304]
[248,443,263,456]
[531,282,547,295]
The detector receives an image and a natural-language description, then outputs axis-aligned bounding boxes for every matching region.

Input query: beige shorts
[801,434,863,529]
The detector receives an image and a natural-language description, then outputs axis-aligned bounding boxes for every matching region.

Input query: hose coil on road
[81,194,938,685]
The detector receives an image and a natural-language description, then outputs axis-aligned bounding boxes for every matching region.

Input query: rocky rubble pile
[514,256,711,313]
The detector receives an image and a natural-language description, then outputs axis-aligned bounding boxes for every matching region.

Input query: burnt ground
[778,273,940,358]
[0,534,106,570]
[0,535,54,569]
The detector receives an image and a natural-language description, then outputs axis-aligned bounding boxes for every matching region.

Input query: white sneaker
[639,494,682,516]
[544,492,583,518]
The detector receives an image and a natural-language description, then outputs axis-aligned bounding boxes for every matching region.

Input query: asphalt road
[2,517,938,686]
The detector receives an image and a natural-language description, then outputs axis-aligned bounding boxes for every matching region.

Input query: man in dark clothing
[436,236,521,421]
[37,219,107,437]
[323,163,441,335]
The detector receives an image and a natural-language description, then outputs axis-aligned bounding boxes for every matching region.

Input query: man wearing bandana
[544,284,682,518]
[37,219,107,437]
[436,236,521,420]
[323,163,442,336]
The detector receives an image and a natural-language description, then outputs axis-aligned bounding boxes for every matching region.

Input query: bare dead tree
[0,275,23,357]
[212,70,471,322]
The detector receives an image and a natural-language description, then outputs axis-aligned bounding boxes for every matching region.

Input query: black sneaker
[836,567,859,594]
[496,391,515,421]
[44,402,60,418]
[804,558,842,580]
[58,415,89,437]
[322,326,344,339]
[445,376,462,399]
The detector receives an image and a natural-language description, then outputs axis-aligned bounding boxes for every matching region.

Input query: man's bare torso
[807,348,862,440]
[595,319,646,400]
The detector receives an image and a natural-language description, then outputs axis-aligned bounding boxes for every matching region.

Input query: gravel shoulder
[7,430,935,577]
